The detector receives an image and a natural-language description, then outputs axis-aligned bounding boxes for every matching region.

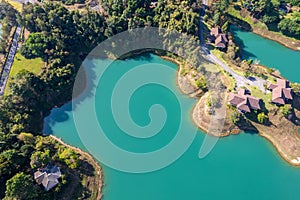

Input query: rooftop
[34,164,62,191]
[267,78,293,105]
[228,88,261,113]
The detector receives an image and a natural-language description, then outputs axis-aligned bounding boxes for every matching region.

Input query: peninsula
[175,0,300,166]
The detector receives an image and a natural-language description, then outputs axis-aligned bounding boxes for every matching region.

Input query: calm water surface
[231,26,300,83]
[44,53,300,200]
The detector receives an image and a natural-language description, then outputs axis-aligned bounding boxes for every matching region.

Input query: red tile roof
[247,96,261,110]
[277,78,289,88]
[215,34,228,48]
[228,88,261,112]
[211,27,222,38]
[267,83,277,90]
[283,88,293,99]
[268,78,293,105]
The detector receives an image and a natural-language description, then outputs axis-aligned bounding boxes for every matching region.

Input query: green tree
[18,132,35,145]
[263,11,279,24]
[4,172,40,200]
[20,33,47,59]
[195,77,207,90]
[257,112,268,124]
[30,150,51,168]
[244,71,251,78]
[280,104,292,117]
[59,148,79,169]
[222,21,229,32]
[278,18,300,38]
[291,83,300,96]
[230,109,241,124]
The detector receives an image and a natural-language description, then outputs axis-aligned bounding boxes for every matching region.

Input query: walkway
[0,26,22,96]
[201,46,266,92]
[199,1,267,92]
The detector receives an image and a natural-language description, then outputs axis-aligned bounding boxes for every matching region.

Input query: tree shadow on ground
[290,96,300,125]
[235,115,259,134]
[266,22,280,32]
[43,103,72,134]
[78,159,95,177]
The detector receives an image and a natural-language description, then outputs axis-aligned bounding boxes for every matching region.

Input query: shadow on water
[120,51,155,61]
[244,130,258,135]
[230,25,257,59]
[43,103,72,134]
[43,27,213,136]
[43,57,100,134]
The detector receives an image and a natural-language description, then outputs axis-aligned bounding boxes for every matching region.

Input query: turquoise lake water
[231,26,300,83]
[44,51,300,198]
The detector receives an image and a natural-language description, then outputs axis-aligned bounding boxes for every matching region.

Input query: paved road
[12,0,35,4]
[201,46,266,92]
[199,1,267,92]
[0,26,22,96]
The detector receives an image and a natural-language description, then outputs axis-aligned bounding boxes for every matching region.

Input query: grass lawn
[5,0,23,13]
[210,49,245,76]
[222,69,236,91]
[249,86,274,111]
[4,52,44,95]
[202,62,219,73]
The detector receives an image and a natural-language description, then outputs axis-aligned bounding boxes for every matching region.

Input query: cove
[44,54,300,200]
[231,26,300,83]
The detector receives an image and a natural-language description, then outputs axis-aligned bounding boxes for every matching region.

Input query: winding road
[199,1,267,92]
[0,26,22,96]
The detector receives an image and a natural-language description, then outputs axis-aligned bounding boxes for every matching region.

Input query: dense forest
[0,0,201,199]
[241,0,300,38]
[0,2,18,54]
[206,0,300,39]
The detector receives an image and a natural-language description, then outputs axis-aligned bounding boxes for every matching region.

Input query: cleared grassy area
[5,0,23,13]
[249,86,274,111]
[210,49,245,76]
[202,62,219,73]
[10,53,43,76]
[222,70,236,91]
[4,52,44,95]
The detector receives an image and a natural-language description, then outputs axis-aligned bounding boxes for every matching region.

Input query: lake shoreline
[233,23,300,51]
[162,51,300,168]
[251,28,300,51]
[259,130,300,168]
[44,49,299,199]
[49,135,104,199]
[228,13,300,51]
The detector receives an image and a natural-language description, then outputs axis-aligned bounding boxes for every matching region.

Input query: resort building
[34,164,62,191]
[267,78,293,105]
[279,3,292,13]
[228,88,261,113]
[150,2,158,9]
[209,27,228,49]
